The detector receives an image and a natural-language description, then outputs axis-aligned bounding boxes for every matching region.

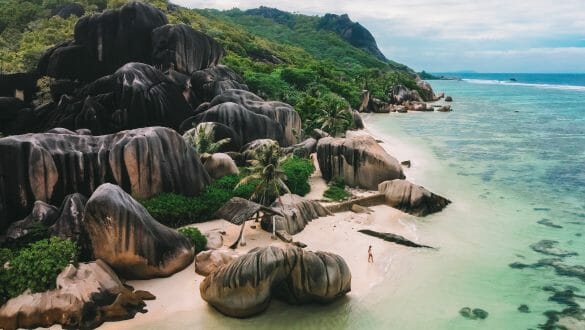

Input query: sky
[172,0,585,73]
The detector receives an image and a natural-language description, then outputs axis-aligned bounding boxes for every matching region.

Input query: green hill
[0,0,422,128]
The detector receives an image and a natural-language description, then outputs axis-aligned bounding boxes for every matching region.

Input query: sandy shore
[99,124,424,330]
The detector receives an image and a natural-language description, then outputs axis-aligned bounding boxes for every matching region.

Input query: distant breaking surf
[463,79,585,92]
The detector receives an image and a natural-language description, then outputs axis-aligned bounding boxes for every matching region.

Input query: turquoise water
[364,75,585,329]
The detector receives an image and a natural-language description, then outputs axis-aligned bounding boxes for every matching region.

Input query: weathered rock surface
[0,126,209,230]
[311,128,330,140]
[151,24,224,75]
[415,77,437,102]
[3,201,59,241]
[200,245,351,318]
[204,229,224,250]
[52,3,85,18]
[49,193,92,259]
[39,2,168,82]
[358,229,434,248]
[191,65,248,104]
[283,138,317,157]
[0,260,154,330]
[204,153,239,180]
[208,90,301,146]
[84,183,194,279]
[378,180,450,216]
[530,240,578,257]
[185,102,285,147]
[390,84,421,104]
[0,73,38,104]
[352,110,365,129]
[195,248,242,276]
[317,135,404,190]
[262,194,330,235]
[445,96,453,102]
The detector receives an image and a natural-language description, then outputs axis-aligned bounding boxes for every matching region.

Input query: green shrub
[141,174,257,227]
[324,177,350,201]
[178,227,207,252]
[1,237,77,299]
[281,156,315,196]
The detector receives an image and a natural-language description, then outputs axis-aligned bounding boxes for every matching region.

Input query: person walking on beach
[368,245,374,263]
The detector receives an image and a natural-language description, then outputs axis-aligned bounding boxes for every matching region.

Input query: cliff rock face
[208,90,301,146]
[39,2,168,82]
[317,14,386,61]
[262,194,330,235]
[378,179,451,216]
[190,65,248,104]
[0,127,210,228]
[50,193,92,259]
[151,24,224,75]
[200,245,351,318]
[317,135,404,190]
[185,102,285,146]
[84,184,194,279]
[0,260,154,330]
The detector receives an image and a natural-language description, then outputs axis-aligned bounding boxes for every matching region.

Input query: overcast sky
[173,0,585,73]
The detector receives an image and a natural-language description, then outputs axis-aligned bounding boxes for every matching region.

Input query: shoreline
[99,118,432,329]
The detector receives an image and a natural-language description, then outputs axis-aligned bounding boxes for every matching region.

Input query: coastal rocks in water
[445,96,453,102]
[415,77,437,102]
[459,307,489,320]
[208,90,301,146]
[518,304,530,313]
[203,153,239,180]
[200,245,351,318]
[151,24,224,75]
[437,105,452,112]
[511,258,585,282]
[262,194,331,235]
[185,102,285,146]
[195,248,242,276]
[317,135,405,190]
[0,127,210,226]
[39,2,168,82]
[358,229,434,249]
[530,240,578,257]
[84,183,194,279]
[282,138,317,158]
[0,260,154,330]
[390,85,422,104]
[191,65,248,104]
[378,179,451,216]
[537,218,563,229]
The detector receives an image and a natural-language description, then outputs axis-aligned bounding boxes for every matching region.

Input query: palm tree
[316,105,352,137]
[235,143,290,243]
[182,123,231,157]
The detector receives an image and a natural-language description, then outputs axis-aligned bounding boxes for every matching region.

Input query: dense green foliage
[0,237,78,300]
[141,174,256,227]
[323,176,351,201]
[281,156,314,196]
[178,227,207,252]
[1,222,50,250]
[0,0,421,136]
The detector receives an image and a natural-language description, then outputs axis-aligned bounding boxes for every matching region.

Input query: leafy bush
[1,237,78,299]
[178,227,207,252]
[324,176,350,201]
[141,174,256,227]
[281,156,315,196]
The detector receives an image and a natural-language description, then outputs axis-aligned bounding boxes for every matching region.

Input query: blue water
[365,73,585,329]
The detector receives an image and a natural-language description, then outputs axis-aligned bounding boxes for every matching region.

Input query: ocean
[362,73,585,329]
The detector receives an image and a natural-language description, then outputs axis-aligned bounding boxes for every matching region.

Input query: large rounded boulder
[378,179,451,216]
[209,90,301,146]
[190,65,248,104]
[317,135,404,190]
[200,245,351,318]
[262,194,331,235]
[84,184,194,279]
[0,127,210,229]
[203,153,239,180]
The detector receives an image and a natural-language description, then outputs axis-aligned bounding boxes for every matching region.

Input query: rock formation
[151,24,224,75]
[84,184,194,279]
[203,153,239,180]
[181,121,242,152]
[378,179,451,216]
[39,2,168,82]
[0,260,154,330]
[0,73,38,104]
[358,229,434,249]
[352,110,365,129]
[208,89,301,146]
[195,248,242,276]
[191,65,248,104]
[200,245,351,318]
[4,201,59,241]
[0,126,210,228]
[184,102,285,146]
[283,138,317,157]
[49,193,92,259]
[262,194,331,235]
[317,135,405,190]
